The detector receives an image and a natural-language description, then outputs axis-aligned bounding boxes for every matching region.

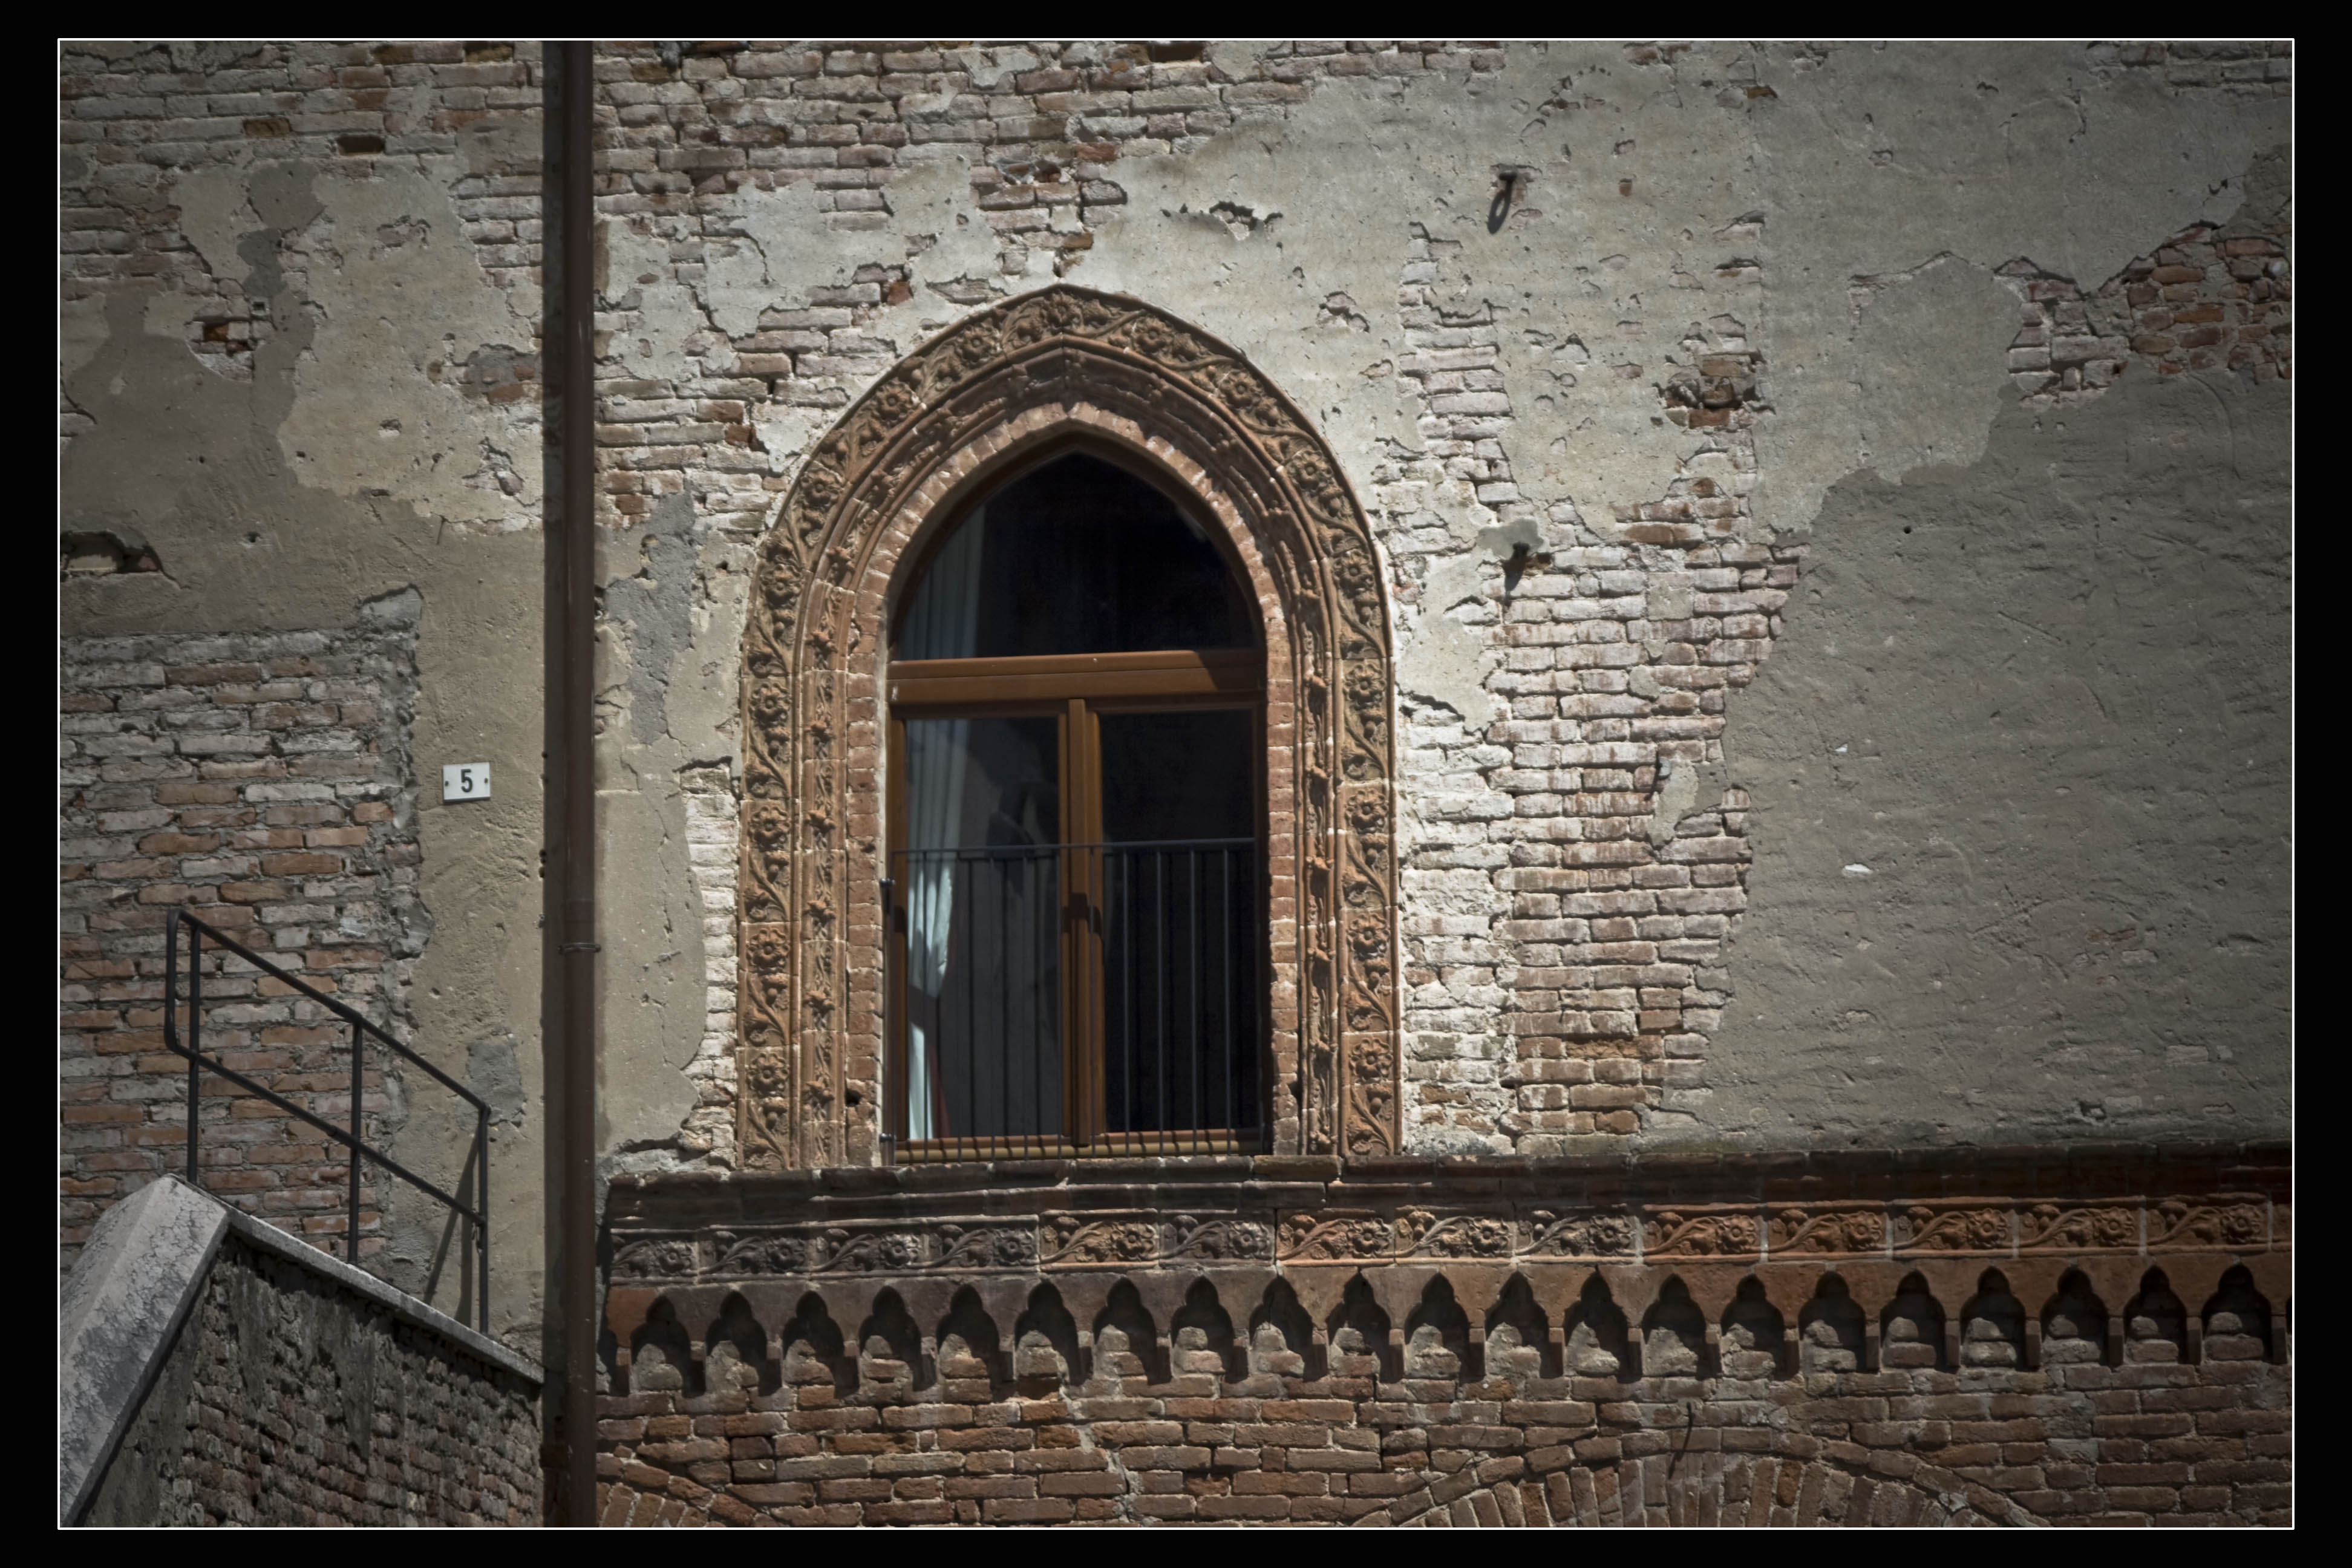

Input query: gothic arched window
[886,448,1266,1157]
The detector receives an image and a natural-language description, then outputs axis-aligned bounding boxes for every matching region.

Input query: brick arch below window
[737,286,1398,1171]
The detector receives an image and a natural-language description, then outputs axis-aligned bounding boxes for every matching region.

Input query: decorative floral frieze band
[610,1192,2281,1282]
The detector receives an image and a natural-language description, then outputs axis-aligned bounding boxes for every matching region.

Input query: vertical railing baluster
[999,851,1011,1138]
[1120,849,1133,1134]
[349,1016,364,1263]
[1155,849,1168,1136]
[1223,846,1235,1136]
[1189,848,1201,1135]
[1058,848,1068,1143]
[958,852,972,1142]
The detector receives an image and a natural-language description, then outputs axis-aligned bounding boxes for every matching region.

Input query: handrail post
[166,912,186,1181]
[476,1106,491,1334]
[349,1017,364,1263]
[188,918,203,1184]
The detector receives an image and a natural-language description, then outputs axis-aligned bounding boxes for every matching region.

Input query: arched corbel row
[601,1253,2288,1398]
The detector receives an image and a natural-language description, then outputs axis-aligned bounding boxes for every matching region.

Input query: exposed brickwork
[57,36,2295,1529]
[59,41,545,471]
[573,40,2296,1159]
[568,40,1798,1157]
[1380,219,1796,1151]
[59,39,543,296]
[2006,197,2293,404]
[584,40,1510,537]
[600,1347,2290,1526]
[597,1150,2290,1526]
[61,40,2293,1166]
[60,619,425,1264]
[83,1232,540,1526]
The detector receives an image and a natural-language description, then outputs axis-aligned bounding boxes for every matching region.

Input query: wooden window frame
[885,648,1270,1162]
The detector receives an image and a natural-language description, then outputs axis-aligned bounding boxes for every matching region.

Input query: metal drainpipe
[554,38,599,1529]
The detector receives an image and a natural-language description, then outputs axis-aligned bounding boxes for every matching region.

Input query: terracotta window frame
[736,287,1399,1171]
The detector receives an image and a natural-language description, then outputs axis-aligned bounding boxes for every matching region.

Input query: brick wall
[58,38,2294,1166]
[599,1333,2290,1526]
[596,1150,2292,1526]
[60,614,425,1263]
[563,39,2293,1158]
[59,40,541,301]
[82,1229,540,1525]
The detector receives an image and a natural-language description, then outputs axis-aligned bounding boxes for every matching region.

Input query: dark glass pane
[900,715,1060,1140]
[1097,710,1258,1134]
[1100,709,1253,844]
[898,452,1249,658]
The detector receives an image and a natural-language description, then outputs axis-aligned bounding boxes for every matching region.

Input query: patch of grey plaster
[466,1029,527,1127]
[597,492,730,1161]
[248,158,325,234]
[606,226,710,381]
[1396,552,1500,721]
[1852,256,2024,483]
[1396,515,1543,721]
[606,491,697,746]
[61,296,110,383]
[1647,756,1725,848]
[1685,367,2290,1148]
[361,583,423,628]
[172,166,263,284]
[596,782,710,1154]
[276,166,540,523]
[898,155,1005,293]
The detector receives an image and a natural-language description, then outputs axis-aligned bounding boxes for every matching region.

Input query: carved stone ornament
[737,286,1400,1169]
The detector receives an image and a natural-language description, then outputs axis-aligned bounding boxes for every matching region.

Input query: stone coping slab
[60,1175,538,1524]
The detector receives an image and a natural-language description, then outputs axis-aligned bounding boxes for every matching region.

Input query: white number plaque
[442,763,492,802]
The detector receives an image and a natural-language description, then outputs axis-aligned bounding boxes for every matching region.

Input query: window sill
[893,1129,1263,1165]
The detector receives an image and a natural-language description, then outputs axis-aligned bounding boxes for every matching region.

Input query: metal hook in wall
[1488,166,1532,234]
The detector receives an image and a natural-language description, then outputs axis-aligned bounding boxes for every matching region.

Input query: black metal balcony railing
[164,908,489,1331]
[890,838,1261,1146]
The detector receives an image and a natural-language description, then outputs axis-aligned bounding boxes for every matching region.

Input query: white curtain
[899,510,985,1139]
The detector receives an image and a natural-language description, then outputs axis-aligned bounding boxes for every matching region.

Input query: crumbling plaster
[61,148,550,1341]
[624,41,2285,1159]
[1068,43,2283,679]
[62,44,2290,1278]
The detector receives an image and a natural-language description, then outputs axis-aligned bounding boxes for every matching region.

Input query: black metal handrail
[164,907,489,1331]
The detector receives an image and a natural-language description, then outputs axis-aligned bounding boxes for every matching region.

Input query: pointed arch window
[886,449,1266,1158]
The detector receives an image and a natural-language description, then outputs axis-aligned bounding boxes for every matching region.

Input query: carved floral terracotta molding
[612,1188,2284,1282]
[738,286,1400,1170]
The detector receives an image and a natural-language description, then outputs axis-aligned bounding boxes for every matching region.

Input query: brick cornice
[615,1137,2289,1223]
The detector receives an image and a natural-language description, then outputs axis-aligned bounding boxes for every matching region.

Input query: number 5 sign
[442,763,492,802]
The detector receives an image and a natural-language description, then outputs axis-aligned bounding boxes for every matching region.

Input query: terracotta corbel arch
[738,285,1396,1170]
